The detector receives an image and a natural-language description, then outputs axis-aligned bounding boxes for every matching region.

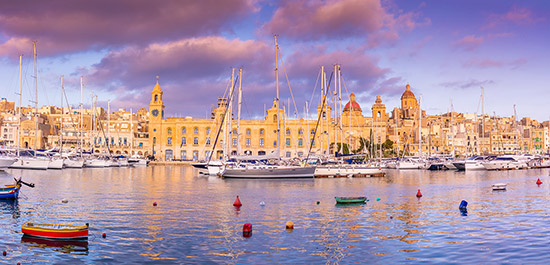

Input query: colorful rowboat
[0,184,20,200]
[335,196,368,204]
[21,222,89,240]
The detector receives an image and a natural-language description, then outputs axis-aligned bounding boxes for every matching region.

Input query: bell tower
[149,76,165,121]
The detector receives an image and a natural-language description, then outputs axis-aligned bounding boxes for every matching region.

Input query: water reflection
[0,199,20,219]
[21,236,89,254]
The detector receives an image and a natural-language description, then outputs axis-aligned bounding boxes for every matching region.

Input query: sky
[0,0,549,121]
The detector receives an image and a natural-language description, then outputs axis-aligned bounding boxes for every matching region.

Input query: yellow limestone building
[148,77,426,161]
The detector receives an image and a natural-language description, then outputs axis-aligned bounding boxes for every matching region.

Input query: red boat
[21,222,89,240]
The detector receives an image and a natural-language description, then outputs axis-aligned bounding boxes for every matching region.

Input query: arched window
[298,129,303,135]
[182,127,186,134]
[246,129,251,135]
[273,115,277,123]
[260,129,265,135]
[232,129,237,135]
[286,128,290,135]
[154,95,158,102]
[206,137,211,145]
[310,129,315,135]
[194,127,199,134]
[167,128,172,134]
[167,137,172,145]
[206,128,211,135]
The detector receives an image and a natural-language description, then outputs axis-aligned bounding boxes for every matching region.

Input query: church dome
[343,93,362,112]
[401,84,415,100]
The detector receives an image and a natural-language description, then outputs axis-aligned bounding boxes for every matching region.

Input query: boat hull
[0,186,19,199]
[335,197,367,204]
[222,166,316,179]
[64,159,84,168]
[21,223,88,240]
[314,165,383,177]
[9,158,50,170]
[48,158,65,169]
[0,157,17,168]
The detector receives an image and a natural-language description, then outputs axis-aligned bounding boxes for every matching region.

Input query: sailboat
[61,76,84,168]
[221,36,316,179]
[9,43,50,170]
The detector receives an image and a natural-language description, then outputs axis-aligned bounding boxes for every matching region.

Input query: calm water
[1,166,550,264]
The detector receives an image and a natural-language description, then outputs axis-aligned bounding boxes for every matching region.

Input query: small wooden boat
[21,222,89,240]
[492,183,507,191]
[335,196,368,204]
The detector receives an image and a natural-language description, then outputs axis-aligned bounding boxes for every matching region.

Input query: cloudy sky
[0,0,548,121]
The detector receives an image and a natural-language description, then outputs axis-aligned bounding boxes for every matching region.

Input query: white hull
[465,162,486,170]
[84,159,106,168]
[105,159,119,167]
[9,157,50,170]
[397,161,426,169]
[0,157,17,168]
[222,165,316,178]
[314,165,383,177]
[129,158,148,166]
[207,165,224,176]
[48,158,65,169]
[118,159,129,167]
[64,159,85,168]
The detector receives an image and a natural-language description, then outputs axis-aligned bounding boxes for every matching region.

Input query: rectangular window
[286,138,290,146]
[181,150,187,160]
[233,138,237,146]
[124,138,127,145]
[193,137,199,145]
[193,150,199,161]
[182,137,186,145]
[246,138,251,146]
[286,152,291,157]
[167,137,172,145]
[260,138,264,146]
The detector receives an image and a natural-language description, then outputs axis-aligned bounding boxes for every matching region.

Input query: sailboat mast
[320,66,324,154]
[418,94,422,157]
[108,99,111,154]
[481,87,485,154]
[60,76,64,156]
[80,76,83,157]
[236,68,242,156]
[338,66,343,153]
[17,55,22,157]
[274,35,281,157]
[450,99,455,157]
[130,108,133,156]
[33,41,37,155]
[333,64,337,155]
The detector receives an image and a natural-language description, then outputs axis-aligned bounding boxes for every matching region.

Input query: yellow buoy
[285,221,294,229]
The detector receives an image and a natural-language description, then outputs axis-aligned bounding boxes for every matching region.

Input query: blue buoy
[459,200,468,209]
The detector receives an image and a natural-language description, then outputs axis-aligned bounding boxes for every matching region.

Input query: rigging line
[207,75,239,163]
[305,70,334,162]
[340,74,364,149]
[307,69,322,117]
[277,48,299,117]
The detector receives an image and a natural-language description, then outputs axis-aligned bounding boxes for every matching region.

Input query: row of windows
[165,137,311,148]
[165,127,316,136]
[94,137,128,146]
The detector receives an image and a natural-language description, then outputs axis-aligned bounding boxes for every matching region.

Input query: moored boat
[335,196,368,204]
[21,222,89,240]
[0,178,35,200]
[492,183,507,191]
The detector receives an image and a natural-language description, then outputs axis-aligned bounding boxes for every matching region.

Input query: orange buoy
[285,221,294,229]
[233,196,242,207]
[416,189,422,197]
[537,178,542,185]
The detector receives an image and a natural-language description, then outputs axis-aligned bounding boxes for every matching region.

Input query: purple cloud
[439,79,495,90]
[452,35,483,51]
[0,0,258,57]
[463,58,527,69]
[483,6,544,30]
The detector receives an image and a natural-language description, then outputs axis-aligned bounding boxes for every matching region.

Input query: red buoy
[233,196,242,207]
[153,202,157,206]
[537,178,542,185]
[2,251,5,256]
[416,189,422,197]
[102,233,107,238]
[243,223,252,232]
[390,216,393,219]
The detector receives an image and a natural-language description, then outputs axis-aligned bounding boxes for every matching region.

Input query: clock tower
[149,76,165,159]
[149,76,165,121]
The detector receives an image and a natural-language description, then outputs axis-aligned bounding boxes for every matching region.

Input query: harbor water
[1,166,550,264]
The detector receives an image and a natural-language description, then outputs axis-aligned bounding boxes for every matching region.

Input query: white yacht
[483,155,529,170]
[84,157,107,168]
[453,156,491,171]
[222,164,316,179]
[128,155,149,166]
[9,156,50,170]
[314,163,383,177]
[0,156,17,168]
[48,157,65,169]
[397,157,427,169]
